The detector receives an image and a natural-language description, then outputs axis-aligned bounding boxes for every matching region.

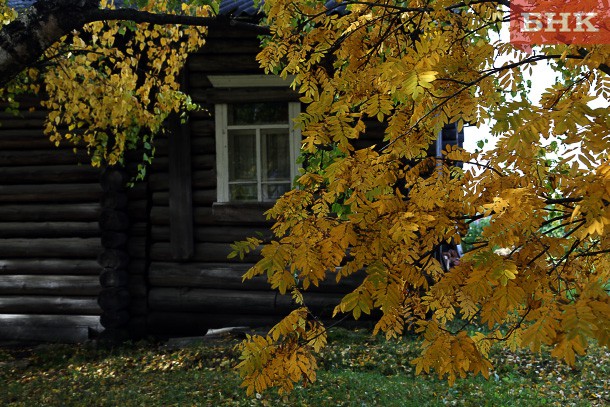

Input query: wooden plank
[148,288,342,316]
[0,203,100,222]
[0,275,101,295]
[0,110,47,127]
[0,149,90,166]
[169,117,194,260]
[0,314,102,342]
[0,184,102,203]
[0,222,100,238]
[198,37,260,55]
[191,87,299,104]
[0,238,101,258]
[190,121,214,137]
[0,296,101,314]
[151,225,271,243]
[187,53,262,73]
[211,203,273,224]
[150,242,261,262]
[0,165,100,184]
[0,259,100,275]
[148,263,363,293]
[150,153,214,171]
[147,312,278,334]
[152,189,215,206]
[148,262,262,289]
[150,207,221,226]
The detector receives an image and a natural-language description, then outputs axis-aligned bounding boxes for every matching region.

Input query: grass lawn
[0,327,608,406]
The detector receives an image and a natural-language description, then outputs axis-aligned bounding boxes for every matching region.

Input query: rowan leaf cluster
[3,0,209,175]
[236,0,610,394]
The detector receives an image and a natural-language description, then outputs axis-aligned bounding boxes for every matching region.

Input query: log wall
[0,23,465,342]
[0,108,103,342]
[145,25,358,336]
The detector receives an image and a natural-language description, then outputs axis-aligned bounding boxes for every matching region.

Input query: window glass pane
[228,103,288,125]
[262,129,291,181]
[262,183,291,201]
[228,129,257,182]
[230,184,258,201]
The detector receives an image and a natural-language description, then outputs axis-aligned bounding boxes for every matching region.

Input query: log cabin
[0,0,464,342]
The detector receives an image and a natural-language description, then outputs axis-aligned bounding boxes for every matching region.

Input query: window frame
[215,102,301,203]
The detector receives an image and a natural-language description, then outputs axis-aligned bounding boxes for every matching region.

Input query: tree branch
[83,8,270,34]
[0,0,268,89]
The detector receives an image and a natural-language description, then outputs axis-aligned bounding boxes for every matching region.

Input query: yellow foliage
[8,0,209,174]
[238,0,610,394]
[4,0,610,396]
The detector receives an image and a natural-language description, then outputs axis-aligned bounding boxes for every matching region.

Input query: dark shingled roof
[218,0,261,16]
[8,0,35,8]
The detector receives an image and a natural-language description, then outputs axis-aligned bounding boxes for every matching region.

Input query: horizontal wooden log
[148,263,363,293]
[0,275,101,295]
[152,189,216,206]
[150,242,261,262]
[0,110,47,127]
[0,149,90,166]
[0,138,72,150]
[150,207,214,226]
[149,288,342,316]
[0,222,100,238]
[191,87,299,104]
[211,203,273,225]
[0,165,100,184]
[0,238,100,258]
[154,136,214,156]
[188,53,262,73]
[198,37,260,55]
[0,259,100,275]
[149,169,215,192]
[0,183,102,203]
[0,296,101,314]
[188,109,214,119]
[148,262,258,288]
[150,153,214,171]
[151,206,272,227]
[190,121,214,137]
[151,225,271,243]
[0,314,102,342]
[147,312,274,334]
[0,203,100,222]
[205,26,261,39]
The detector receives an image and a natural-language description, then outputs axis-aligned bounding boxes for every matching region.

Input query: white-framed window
[215,102,301,202]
